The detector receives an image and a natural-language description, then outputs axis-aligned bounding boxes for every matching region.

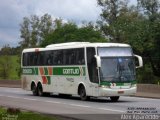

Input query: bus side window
[87,47,98,83]
[28,52,34,66]
[38,52,44,65]
[53,50,63,65]
[44,51,53,65]
[23,53,28,66]
[76,48,85,65]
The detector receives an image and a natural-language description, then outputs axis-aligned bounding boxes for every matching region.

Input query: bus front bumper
[98,87,137,97]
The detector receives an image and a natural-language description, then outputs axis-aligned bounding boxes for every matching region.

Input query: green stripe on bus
[34,68,38,75]
[53,67,82,76]
[44,67,48,75]
[46,76,51,84]
[22,67,86,76]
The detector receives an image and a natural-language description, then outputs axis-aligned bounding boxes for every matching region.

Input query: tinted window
[87,47,98,83]
[22,48,85,66]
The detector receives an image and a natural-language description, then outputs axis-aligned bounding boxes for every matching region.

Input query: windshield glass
[98,47,135,82]
[100,57,135,82]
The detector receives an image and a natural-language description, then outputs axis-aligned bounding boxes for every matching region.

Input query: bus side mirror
[94,55,101,67]
[134,55,143,68]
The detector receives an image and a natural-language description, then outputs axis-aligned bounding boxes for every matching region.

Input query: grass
[0,107,58,120]
[0,55,20,80]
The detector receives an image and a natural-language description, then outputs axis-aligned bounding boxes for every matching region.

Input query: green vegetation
[0,55,20,80]
[0,107,58,120]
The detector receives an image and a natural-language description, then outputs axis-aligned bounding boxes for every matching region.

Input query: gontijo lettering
[63,68,79,75]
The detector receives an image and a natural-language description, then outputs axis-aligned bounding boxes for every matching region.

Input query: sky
[0,0,136,48]
[0,0,102,48]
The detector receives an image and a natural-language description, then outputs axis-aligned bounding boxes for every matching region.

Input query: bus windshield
[100,57,135,82]
[98,47,135,82]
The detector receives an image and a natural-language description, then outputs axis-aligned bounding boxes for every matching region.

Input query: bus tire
[31,82,37,96]
[79,85,90,101]
[110,96,119,102]
[37,83,43,96]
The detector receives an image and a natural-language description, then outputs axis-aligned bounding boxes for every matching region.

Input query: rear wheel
[79,86,90,101]
[110,96,119,102]
[31,83,37,96]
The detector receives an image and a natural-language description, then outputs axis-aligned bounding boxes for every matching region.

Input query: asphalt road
[0,87,160,120]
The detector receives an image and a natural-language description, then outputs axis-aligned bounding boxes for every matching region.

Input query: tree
[19,17,30,48]
[136,0,160,77]
[97,0,160,83]
[0,44,11,55]
[137,0,160,21]
[19,14,53,48]
[97,0,129,42]
[40,22,107,47]
[0,45,12,79]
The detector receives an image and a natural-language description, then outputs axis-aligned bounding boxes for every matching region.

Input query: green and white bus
[21,42,143,101]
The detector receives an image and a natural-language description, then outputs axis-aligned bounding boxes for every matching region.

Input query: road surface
[0,87,160,120]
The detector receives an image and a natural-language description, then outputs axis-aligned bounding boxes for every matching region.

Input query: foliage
[97,0,160,83]
[41,22,107,47]
[0,107,57,120]
[0,55,20,80]
[19,15,107,48]
[97,0,129,42]
[19,14,53,48]
[0,56,11,79]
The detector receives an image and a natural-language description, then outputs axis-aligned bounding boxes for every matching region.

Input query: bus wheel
[110,96,119,102]
[31,83,37,96]
[37,83,43,96]
[79,86,90,101]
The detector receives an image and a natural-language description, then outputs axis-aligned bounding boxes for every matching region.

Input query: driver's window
[87,47,98,83]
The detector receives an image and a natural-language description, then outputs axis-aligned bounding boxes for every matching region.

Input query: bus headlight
[100,85,110,88]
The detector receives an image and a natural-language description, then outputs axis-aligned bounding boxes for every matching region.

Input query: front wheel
[110,96,120,102]
[79,86,90,101]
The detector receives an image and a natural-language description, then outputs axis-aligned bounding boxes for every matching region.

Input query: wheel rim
[80,87,86,99]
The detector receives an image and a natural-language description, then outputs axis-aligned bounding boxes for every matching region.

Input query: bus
[21,42,143,101]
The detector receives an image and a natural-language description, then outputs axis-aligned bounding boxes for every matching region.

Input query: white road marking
[45,100,61,104]
[69,104,91,108]
[6,96,21,99]
[98,108,125,113]
[23,98,36,101]
[5,90,22,93]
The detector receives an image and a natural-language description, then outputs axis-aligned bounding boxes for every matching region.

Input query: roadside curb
[134,92,160,99]
[0,80,21,88]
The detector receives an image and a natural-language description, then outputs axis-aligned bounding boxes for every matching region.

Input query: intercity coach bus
[21,42,143,101]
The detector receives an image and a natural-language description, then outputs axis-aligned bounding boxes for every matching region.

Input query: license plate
[118,91,124,94]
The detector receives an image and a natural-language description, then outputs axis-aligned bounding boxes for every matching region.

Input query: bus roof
[22,42,131,53]
[46,42,130,48]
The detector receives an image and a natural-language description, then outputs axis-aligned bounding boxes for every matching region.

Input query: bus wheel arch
[31,81,37,96]
[78,83,90,101]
